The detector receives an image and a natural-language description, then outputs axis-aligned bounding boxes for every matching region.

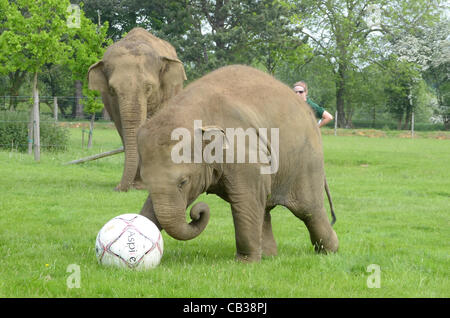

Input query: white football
[95,214,163,270]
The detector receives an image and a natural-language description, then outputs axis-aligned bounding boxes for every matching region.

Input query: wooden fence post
[33,72,40,162]
[82,129,85,148]
[54,96,58,122]
[87,113,95,149]
[28,108,33,155]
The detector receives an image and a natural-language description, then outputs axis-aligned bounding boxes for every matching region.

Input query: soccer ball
[95,214,163,270]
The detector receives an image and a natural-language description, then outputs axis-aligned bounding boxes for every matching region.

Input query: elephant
[88,27,187,191]
[137,65,338,262]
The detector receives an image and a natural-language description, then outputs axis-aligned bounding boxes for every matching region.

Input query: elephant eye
[177,177,190,189]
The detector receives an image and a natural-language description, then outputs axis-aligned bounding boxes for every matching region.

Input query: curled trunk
[152,194,210,241]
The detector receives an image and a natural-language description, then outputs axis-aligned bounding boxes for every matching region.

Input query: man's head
[293,81,308,100]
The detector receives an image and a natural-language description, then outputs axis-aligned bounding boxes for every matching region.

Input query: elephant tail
[324,176,336,226]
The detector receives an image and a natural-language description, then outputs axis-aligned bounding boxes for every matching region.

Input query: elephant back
[115,27,179,61]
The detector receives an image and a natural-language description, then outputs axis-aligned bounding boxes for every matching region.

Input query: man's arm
[318,110,333,128]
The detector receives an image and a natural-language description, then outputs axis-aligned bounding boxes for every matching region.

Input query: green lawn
[0,125,449,297]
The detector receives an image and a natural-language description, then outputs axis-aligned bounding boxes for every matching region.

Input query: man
[293,81,333,128]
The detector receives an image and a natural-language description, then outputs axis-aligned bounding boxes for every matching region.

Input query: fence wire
[0,95,109,120]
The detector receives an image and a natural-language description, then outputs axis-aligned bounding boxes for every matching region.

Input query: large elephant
[88,27,186,191]
[137,65,338,262]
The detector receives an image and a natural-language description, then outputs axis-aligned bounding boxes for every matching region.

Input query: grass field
[0,124,449,298]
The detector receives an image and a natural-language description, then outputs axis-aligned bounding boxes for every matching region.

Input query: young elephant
[137,65,338,262]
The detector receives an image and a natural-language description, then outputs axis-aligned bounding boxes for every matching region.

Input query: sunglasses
[295,91,305,94]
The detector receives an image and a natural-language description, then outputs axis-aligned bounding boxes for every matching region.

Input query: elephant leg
[225,165,271,262]
[230,199,265,262]
[303,210,338,253]
[287,200,338,253]
[139,194,162,231]
[287,172,338,254]
[132,165,146,190]
[262,206,277,257]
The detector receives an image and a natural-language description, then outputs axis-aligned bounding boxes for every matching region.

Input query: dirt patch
[58,122,90,129]
[57,122,116,129]
[322,129,450,140]
[432,133,450,140]
[322,129,387,138]
[353,130,387,138]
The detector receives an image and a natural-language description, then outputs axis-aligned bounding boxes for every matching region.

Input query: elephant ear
[159,57,187,102]
[200,126,230,150]
[197,125,230,165]
[87,61,115,128]
[88,61,108,93]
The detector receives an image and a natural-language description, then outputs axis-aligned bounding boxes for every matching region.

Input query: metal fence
[0,95,110,121]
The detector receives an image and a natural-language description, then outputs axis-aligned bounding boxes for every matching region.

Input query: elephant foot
[312,230,339,254]
[132,180,146,190]
[262,245,277,257]
[262,233,277,257]
[113,181,145,192]
[114,183,129,192]
[235,252,261,263]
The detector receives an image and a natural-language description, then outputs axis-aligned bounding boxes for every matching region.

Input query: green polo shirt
[306,98,325,119]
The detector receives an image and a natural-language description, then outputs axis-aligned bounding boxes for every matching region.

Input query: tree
[71,0,136,41]
[419,18,449,130]
[242,0,312,75]
[290,0,445,128]
[349,64,387,128]
[0,0,75,160]
[290,0,379,127]
[275,55,336,112]
[381,3,448,129]
[66,2,111,119]
[382,58,421,129]
[72,1,312,80]
[171,0,311,79]
[0,0,110,160]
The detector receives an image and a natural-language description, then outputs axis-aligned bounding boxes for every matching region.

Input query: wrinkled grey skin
[88,28,186,191]
[138,65,338,262]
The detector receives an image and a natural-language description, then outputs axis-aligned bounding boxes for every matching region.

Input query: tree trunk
[336,63,346,128]
[403,110,411,130]
[346,108,354,128]
[8,70,27,111]
[372,105,376,128]
[397,116,402,130]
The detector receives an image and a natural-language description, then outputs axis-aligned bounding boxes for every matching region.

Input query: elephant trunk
[152,194,210,241]
[116,95,147,191]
